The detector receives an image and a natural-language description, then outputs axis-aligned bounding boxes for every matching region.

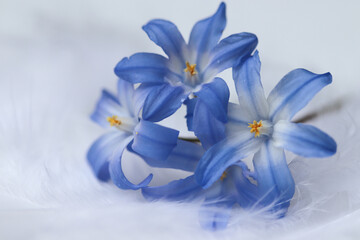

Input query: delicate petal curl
[87,132,130,181]
[268,69,332,122]
[109,135,153,190]
[203,32,258,81]
[142,19,186,65]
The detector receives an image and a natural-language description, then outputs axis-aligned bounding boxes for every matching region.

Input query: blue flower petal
[203,32,258,81]
[114,53,168,84]
[90,90,129,128]
[192,100,226,150]
[228,164,260,208]
[195,77,229,123]
[142,175,202,201]
[142,19,186,65]
[267,69,332,122]
[109,135,153,190]
[133,83,163,117]
[141,140,204,172]
[199,182,236,231]
[253,140,295,213]
[142,83,187,122]
[226,103,252,136]
[132,120,179,161]
[117,78,136,117]
[233,51,269,121]
[188,2,226,66]
[87,132,130,181]
[273,121,337,157]
[195,132,261,189]
[184,97,197,131]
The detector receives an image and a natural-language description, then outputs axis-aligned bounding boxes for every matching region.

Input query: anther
[184,61,197,76]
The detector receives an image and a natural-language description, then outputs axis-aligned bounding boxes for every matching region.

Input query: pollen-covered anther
[220,171,228,181]
[184,61,197,76]
[248,120,263,137]
[107,115,122,127]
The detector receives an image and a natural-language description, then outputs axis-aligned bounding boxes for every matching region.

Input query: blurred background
[1,0,360,239]
[1,0,360,133]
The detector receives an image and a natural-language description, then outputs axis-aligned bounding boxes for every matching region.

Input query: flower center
[107,115,122,127]
[220,171,228,181]
[248,120,263,137]
[184,61,197,76]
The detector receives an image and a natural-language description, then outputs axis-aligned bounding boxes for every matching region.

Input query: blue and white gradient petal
[195,51,337,216]
[114,2,258,124]
[87,78,191,190]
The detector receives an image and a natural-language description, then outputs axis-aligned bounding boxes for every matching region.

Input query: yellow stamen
[248,120,263,137]
[107,115,122,127]
[220,171,228,181]
[184,61,197,76]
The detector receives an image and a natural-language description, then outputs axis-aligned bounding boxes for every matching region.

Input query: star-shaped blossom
[141,51,337,230]
[114,2,258,133]
[87,78,204,190]
[195,51,337,212]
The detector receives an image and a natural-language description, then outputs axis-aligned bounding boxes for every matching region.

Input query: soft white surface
[1,0,360,239]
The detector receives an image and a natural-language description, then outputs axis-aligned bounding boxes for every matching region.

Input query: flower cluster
[87,3,336,230]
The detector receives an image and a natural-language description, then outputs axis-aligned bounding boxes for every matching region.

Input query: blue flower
[141,162,259,231]
[195,51,337,212]
[114,2,258,127]
[87,78,204,190]
[140,70,257,230]
[142,51,337,230]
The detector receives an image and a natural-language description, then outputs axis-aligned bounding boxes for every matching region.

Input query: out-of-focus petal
[199,181,236,231]
[273,121,337,157]
[267,69,332,122]
[253,140,295,213]
[114,53,169,84]
[90,90,130,128]
[142,175,202,201]
[188,2,226,67]
[141,140,204,172]
[109,136,153,190]
[195,77,229,123]
[132,120,179,161]
[142,83,187,122]
[195,132,261,189]
[87,132,130,181]
[233,51,269,120]
[142,19,186,66]
[202,32,258,81]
